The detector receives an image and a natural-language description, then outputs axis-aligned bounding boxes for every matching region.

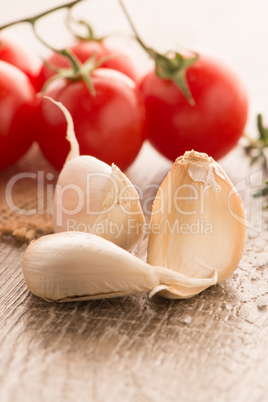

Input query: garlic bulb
[147,150,247,298]
[44,96,145,250]
[22,231,217,302]
[53,155,145,250]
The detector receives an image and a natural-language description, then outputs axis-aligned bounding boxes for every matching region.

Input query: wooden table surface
[1,1,268,401]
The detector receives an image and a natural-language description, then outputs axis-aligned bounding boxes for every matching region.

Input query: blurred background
[1,0,268,137]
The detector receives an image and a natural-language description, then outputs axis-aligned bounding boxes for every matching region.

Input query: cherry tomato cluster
[0,32,146,171]
[35,40,146,171]
[0,3,248,172]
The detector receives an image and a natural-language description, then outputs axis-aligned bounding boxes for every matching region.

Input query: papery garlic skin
[22,232,217,302]
[53,155,145,251]
[147,150,246,298]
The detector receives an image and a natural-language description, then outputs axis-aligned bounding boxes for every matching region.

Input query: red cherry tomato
[38,40,139,89]
[35,68,146,171]
[0,61,35,170]
[0,32,41,91]
[140,55,248,161]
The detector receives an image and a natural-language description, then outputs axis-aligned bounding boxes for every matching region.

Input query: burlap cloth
[0,143,58,242]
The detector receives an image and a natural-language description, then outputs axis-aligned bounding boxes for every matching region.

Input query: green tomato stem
[65,8,104,42]
[0,0,85,31]
[0,0,99,95]
[118,0,198,105]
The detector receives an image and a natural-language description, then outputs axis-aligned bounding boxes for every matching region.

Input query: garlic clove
[44,97,145,251]
[53,155,145,251]
[22,231,217,302]
[147,150,246,298]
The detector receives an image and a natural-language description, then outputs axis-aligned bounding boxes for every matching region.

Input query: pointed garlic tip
[53,155,145,251]
[43,96,80,162]
[147,149,247,299]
